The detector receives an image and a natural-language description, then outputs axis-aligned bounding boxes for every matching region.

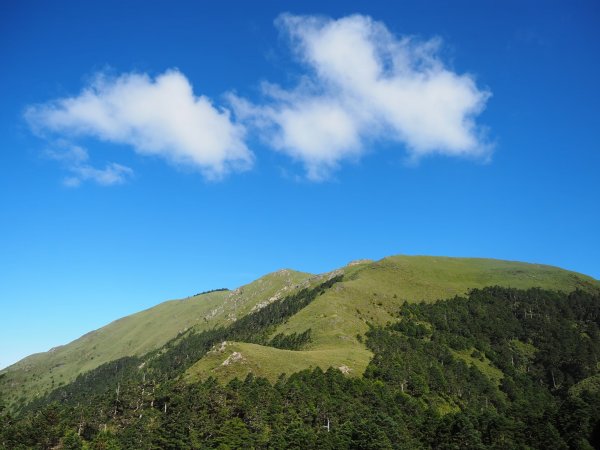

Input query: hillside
[2,262,600,449]
[1,255,598,412]
[0,269,313,409]
[185,255,599,383]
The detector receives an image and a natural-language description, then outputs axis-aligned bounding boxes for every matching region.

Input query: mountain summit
[2,255,597,411]
[2,255,600,448]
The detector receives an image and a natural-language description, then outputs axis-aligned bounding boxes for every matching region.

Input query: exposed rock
[326,269,344,279]
[338,365,352,375]
[221,352,244,366]
[347,259,374,266]
[209,341,228,354]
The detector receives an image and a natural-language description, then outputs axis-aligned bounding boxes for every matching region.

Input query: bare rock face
[338,365,352,375]
[221,352,244,366]
[207,341,228,355]
[347,259,373,266]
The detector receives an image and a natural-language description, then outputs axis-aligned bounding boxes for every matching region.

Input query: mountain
[0,268,314,409]
[185,255,599,385]
[1,255,599,449]
[1,255,596,409]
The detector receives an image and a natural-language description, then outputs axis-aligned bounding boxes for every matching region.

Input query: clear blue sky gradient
[1,1,599,369]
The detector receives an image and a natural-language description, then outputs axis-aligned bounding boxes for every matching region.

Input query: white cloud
[45,145,133,187]
[63,163,133,188]
[26,15,493,183]
[26,70,253,180]
[231,14,492,179]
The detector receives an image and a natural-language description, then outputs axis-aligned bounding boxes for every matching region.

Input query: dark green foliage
[62,430,85,449]
[22,276,343,413]
[24,356,143,413]
[225,274,341,345]
[91,431,121,449]
[152,274,342,374]
[398,286,600,395]
[269,328,312,350]
[2,286,600,449]
[192,288,229,297]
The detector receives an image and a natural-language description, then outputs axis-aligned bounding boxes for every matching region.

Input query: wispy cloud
[45,145,133,187]
[230,14,492,180]
[26,14,493,184]
[26,70,253,180]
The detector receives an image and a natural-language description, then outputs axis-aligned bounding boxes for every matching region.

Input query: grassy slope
[184,342,367,383]
[0,269,313,407]
[186,256,599,384]
[3,255,597,406]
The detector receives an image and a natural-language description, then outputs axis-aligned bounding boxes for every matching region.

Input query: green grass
[344,255,598,303]
[186,256,599,384]
[569,373,600,397]
[452,348,504,386]
[3,255,598,407]
[184,341,371,383]
[509,339,537,363]
[0,269,313,407]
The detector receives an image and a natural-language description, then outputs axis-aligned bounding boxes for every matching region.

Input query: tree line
[1,285,600,449]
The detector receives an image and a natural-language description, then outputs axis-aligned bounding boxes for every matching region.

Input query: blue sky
[1,0,599,369]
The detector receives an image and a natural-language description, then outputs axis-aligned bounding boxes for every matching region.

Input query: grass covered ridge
[2,255,598,408]
[185,256,599,383]
[0,269,313,408]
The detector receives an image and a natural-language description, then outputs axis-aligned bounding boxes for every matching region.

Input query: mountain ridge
[1,255,598,411]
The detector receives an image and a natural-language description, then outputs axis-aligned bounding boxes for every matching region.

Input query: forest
[1,284,600,449]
